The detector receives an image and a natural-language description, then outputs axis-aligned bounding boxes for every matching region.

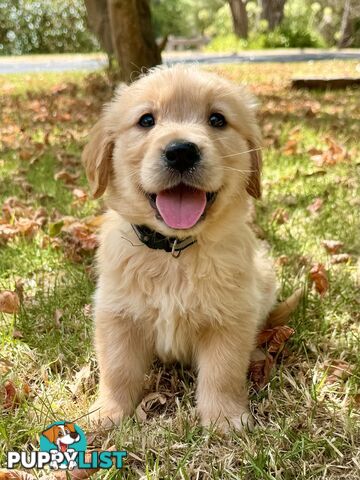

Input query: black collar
[131,224,196,257]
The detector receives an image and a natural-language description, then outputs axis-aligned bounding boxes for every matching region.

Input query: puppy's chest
[141,255,244,361]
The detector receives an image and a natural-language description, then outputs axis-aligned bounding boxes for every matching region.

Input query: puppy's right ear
[82,119,114,199]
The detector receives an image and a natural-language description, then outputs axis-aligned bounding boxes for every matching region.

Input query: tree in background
[261,0,286,31]
[85,0,161,82]
[84,0,113,57]
[337,0,360,47]
[228,0,248,39]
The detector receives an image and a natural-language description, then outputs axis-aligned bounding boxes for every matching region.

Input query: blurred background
[0,0,359,80]
[0,2,359,479]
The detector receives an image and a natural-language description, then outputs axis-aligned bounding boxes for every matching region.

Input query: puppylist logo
[7,421,127,471]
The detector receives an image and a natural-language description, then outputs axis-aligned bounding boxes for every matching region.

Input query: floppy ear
[65,422,76,432]
[82,119,114,199]
[42,425,58,444]
[246,139,262,199]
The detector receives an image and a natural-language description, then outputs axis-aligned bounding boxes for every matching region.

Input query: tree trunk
[338,0,353,48]
[228,0,248,39]
[107,0,161,83]
[84,0,113,56]
[261,0,286,31]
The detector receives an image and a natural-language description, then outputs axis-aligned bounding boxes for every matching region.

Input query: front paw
[199,405,254,433]
[88,398,125,429]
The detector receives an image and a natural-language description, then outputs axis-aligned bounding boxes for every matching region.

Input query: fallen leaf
[331,253,351,264]
[307,198,323,215]
[321,239,344,254]
[249,354,274,390]
[282,139,298,155]
[54,170,79,185]
[0,291,20,314]
[257,325,295,353]
[0,470,36,480]
[310,136,350,167]
[3,380,18,409]
[267,288,304,327]
[324,360,353,384]
[72,188,88,204]
[310,263,329,296]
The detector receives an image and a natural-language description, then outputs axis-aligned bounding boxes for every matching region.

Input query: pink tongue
[156,184,206,229]
[60,442,67,453]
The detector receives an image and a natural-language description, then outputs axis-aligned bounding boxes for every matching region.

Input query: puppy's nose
[164,140,200,173]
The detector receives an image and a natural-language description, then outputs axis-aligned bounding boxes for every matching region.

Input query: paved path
[0,50,359,74]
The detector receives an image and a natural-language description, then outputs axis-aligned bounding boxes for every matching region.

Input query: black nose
[164,140,200,173]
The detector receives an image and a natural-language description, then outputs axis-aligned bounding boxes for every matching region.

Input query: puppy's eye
[58,432,64,437]
[138,113,155,128]
[209,113,226,128]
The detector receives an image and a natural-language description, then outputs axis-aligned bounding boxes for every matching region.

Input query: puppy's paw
[199,406,254,434]
[88,399,125,429]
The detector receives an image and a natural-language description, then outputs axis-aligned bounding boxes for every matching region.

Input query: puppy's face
[83,66,261,237]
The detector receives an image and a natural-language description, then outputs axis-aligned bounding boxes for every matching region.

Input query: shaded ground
[0,61,359,479]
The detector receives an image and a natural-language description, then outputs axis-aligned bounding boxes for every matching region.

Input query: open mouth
[147,183,217,230]
[59,441,67,453]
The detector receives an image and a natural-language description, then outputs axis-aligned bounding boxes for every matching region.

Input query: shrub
[0,0,98,55]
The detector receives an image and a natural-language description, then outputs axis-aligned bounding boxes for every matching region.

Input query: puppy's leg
[196,323,255,433]
[90,311,153,428]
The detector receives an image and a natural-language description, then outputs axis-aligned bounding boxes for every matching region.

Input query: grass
[0,61,359,479]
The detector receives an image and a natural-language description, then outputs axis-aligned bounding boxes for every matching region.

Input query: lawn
[0,61,359,479]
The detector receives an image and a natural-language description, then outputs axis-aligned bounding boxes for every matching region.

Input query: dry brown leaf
[321,239,344,254]
[310,263,329,296]
[54,170,79,185]
[2,380,18,409]
[0,470,36,480]
[307,198,323,215]
[282,139,298,155]
[267,288,304,327]
[311,136,350,167]
[324,360,353,384]
[0,291,20,314]
[331,253,351,264]
[72,188,88,204]
[257,325,295,353]
[249,354,274,390]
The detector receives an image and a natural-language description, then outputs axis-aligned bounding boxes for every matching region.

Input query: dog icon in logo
[42,422,80,469]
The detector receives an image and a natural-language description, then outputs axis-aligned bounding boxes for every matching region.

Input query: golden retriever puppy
[82,65,276,432]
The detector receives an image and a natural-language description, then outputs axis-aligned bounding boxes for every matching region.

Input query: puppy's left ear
[246,137,262,199]
[82,118,114,199]
[42,426,57,444]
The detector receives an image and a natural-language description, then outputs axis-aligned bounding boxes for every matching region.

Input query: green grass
[0,61,359,479]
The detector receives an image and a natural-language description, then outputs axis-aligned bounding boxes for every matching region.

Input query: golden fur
[82,65,276,432]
